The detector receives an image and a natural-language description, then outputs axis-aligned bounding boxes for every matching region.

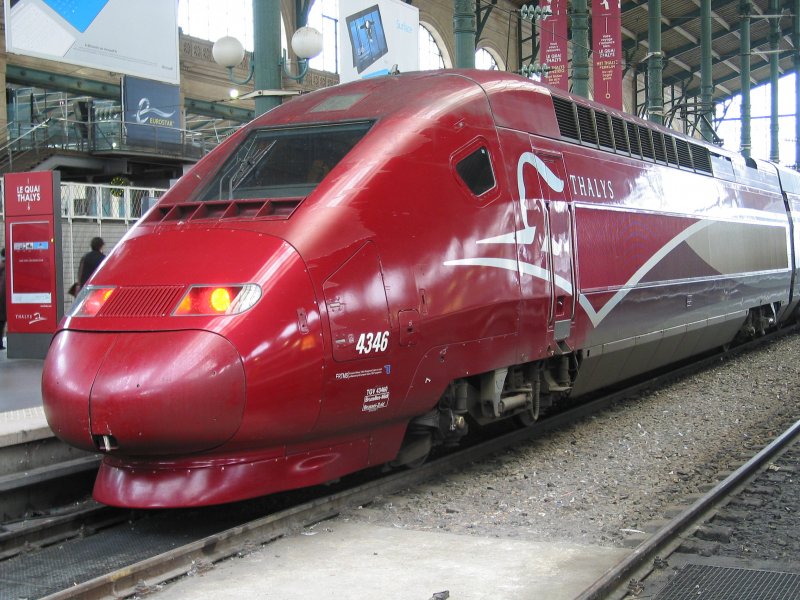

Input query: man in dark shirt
[79,237,106,286]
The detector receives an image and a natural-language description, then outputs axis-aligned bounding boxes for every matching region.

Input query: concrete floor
[0,344,631,599]
[0,347,44,412]
[0,349,49,445]
[154,520,630,600]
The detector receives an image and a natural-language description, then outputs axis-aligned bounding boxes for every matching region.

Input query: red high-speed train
[42,70,800,508]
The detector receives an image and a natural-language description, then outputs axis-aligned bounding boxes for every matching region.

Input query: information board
[3,171,63,358]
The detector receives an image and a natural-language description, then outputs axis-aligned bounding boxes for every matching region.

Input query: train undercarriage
[393,301,790,468]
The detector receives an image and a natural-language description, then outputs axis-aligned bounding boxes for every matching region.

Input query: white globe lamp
[291,26,323,60]
[213,36,246,69]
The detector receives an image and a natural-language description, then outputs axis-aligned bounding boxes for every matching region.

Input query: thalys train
[42,70,800,508]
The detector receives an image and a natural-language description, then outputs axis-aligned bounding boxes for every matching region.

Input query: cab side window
[456,147,495,196]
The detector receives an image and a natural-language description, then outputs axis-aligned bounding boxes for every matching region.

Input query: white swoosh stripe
[476,154,566,247]
[444,257,520,273]
[520,151,565,195]
[444,152,712,329]
[443,258,573,295]
[445,220,712,328]
[578,219,712,326]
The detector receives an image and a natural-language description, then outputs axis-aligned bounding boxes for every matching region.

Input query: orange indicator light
[210,288,232,312]
[172,284,261,316]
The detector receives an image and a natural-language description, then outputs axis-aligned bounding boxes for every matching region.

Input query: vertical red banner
[592,0,623,109]
[539,0,569,91]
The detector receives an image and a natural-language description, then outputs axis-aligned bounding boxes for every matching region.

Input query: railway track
[578,418,800,600]
[1,329,795,599]
[0,433,114,562]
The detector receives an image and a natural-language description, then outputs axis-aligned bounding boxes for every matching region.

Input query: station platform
[0,345,632,599]
[154,519,630,600]
[0,347,49,446]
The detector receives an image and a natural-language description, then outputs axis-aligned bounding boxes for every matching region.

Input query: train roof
[234,70,788,196]
[252,70,740,164]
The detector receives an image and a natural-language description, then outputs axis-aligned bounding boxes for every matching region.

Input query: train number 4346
[355,331,390,354]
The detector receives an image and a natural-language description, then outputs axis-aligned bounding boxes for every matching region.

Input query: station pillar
[795,0,800,169]
[647,0,663,125]
[740,0,752,159]
[700,0,714,141]
[571,0,589,98]
[769,0,780,163]
[253,0,282,116]
[454,0,476,68]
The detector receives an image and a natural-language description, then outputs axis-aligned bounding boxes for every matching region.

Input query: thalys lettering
[42,70,800,508]
[568,174,614,200]
[15,184,42,202]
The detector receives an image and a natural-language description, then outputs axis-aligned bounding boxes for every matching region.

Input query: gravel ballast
[342,334,800,555]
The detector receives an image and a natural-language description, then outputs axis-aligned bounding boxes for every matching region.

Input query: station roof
[507,0,795,105]
[618,0,796,102]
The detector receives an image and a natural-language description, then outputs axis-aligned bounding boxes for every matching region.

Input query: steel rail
[0,504,126,561]
[37,329,798,599]
[575,417,800,600]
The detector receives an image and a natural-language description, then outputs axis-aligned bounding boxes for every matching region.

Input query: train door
[529,147,575,342]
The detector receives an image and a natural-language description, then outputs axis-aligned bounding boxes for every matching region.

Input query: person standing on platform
[79,237,106,289]
[0,248,6,350]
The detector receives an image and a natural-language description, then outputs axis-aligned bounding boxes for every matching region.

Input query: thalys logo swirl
[444,152,710,328]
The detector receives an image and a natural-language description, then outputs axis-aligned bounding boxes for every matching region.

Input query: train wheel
[389,432,433,469]
[514,396,540,428]
[514,410,537,428]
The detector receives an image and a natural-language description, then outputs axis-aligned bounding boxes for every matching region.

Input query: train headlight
[173,284,262,316]
[69,286,116,317]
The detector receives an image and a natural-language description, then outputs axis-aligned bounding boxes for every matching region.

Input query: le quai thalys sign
[3,171,64,358]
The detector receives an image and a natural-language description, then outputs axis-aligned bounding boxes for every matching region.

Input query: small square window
[456,147,495,196]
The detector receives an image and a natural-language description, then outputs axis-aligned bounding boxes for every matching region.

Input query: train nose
[43,330,246,454]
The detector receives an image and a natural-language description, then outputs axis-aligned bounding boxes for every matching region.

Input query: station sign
[3,171,64,359]
[123,75,182,148]
[539,0,568,91]
[592,0,623,110]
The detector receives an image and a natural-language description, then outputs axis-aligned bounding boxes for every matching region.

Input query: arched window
[475,48,498,70]
[179,0,254,50]
[419,24,445,70]
[307,0,339,73]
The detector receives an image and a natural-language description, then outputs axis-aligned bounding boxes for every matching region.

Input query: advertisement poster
[538,0,568,91]
[339,0,418,83]
[9,221,54,308]
[4,0,179,84]
[592,0,623,110]
[123,75,181,147]
[3,171,62,342]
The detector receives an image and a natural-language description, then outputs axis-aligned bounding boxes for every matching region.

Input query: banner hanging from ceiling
[123,76,182,148]
[4,0,179,84]
[592,0,623,110]
[339,0,419,83]
[538,0,568,91]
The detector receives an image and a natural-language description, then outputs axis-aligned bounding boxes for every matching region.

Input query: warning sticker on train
[363,386,390,412]
[336,367,384,380]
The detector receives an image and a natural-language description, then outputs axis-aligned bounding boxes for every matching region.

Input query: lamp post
[213,26,323,116]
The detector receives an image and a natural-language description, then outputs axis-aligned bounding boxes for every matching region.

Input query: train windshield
[195,121,373,201]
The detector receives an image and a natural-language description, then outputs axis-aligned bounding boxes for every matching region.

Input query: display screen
[346,5,388,73]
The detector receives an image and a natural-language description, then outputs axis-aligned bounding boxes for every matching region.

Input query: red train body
[42,71,800,507]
